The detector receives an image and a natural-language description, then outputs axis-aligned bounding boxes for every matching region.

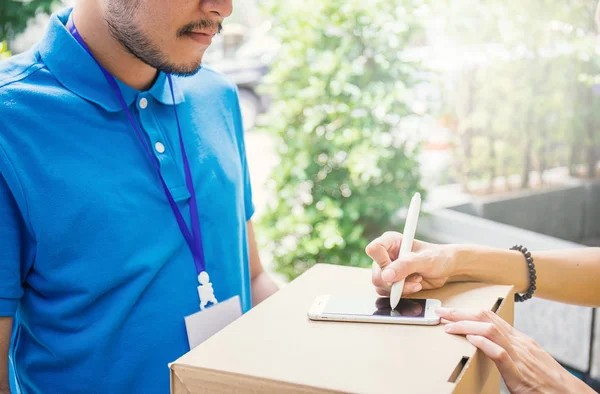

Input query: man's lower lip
[187,32,213,45]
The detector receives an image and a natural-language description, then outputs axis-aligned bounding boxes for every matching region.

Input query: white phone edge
[307,295,442,326]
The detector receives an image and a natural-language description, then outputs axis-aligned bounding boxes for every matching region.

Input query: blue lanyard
[66,14,207,275]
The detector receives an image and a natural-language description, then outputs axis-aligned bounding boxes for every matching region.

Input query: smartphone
[307,295,442,325]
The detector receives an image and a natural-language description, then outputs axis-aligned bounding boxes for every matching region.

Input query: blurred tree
[439,0,600,191]
[256,0,427,280]
[0,0,59,43]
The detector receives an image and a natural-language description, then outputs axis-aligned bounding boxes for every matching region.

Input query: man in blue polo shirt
[0,0,279,393]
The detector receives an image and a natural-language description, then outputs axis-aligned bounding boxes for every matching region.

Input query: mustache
[178,20,223,36]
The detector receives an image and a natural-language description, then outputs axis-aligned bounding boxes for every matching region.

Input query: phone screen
[323,296,427,318]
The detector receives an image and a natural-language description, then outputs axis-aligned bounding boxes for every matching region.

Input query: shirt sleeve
[0,170,29,316]
[231,87,255,222]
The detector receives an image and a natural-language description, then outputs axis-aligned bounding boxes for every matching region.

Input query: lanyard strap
[66,15,206,275]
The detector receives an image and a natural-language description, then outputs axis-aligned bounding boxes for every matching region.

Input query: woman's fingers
[366,232,401,270]
[438,307,583,394]
[439,308,524,390]
[373,260,421,293]
[465,334,522,384]
[436,308,512,329]
[375,280,421,297]
[376,287,390,297]
[408,274,423,283]
[435,307,495,322]
[402,281,423,295]
[445,320,516,359]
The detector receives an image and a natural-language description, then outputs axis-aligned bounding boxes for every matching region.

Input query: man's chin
[169,67,202,77]
[159,61,203,77]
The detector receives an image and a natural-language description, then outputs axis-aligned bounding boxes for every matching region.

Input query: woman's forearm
[452,245,600,307]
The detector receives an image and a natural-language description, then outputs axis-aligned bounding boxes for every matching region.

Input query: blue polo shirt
[0,7,254,394]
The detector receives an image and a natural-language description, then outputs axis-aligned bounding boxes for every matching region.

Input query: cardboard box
[170,264,514,394]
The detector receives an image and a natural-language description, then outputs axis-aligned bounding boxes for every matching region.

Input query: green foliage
[438,0,600,190]
[0,0,59,42]
[0,41,11,59]
[256,0,427,280]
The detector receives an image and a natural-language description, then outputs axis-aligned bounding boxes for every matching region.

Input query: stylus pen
[390,192,422,309]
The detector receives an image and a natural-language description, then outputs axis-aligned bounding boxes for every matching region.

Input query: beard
[104,1,220,77]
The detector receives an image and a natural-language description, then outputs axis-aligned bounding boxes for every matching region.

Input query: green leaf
[256,0,426,281]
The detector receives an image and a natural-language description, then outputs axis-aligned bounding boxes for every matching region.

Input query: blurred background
[1,0,599,390]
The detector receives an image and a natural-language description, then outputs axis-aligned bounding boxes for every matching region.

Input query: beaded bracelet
[510,245,536,302]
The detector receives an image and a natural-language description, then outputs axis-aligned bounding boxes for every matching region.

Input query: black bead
[515,294,523,302]
[532,285,536,291]
[528,262,534,269]
[526,257,533,263]
[524,251,531,258]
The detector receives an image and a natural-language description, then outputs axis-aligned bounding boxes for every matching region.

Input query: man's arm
[247,221,279,306]
[454,246,600,307]
[0,317,12,394]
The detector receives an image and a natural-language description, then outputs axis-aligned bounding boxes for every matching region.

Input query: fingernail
[435,307,447,316]
[382,268,396,282]
[415,275,423,283]
[444,324,454,333]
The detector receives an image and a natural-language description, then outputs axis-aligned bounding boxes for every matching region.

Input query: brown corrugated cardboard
[170,264,514,394]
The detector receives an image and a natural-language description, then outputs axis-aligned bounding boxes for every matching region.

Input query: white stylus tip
[390,280,404,309]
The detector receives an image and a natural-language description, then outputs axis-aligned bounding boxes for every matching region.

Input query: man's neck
[72,3,158,91]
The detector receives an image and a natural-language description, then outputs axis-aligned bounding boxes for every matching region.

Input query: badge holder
[184,271,242,349]
[197,271,218,310]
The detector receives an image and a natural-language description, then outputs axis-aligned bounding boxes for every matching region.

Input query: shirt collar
[38,7,185,112]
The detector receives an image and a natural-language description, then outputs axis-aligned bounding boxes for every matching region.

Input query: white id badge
[184,295,242,349]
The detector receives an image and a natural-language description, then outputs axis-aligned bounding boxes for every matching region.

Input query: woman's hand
[365,231,457,296]
[437,307,596,394]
